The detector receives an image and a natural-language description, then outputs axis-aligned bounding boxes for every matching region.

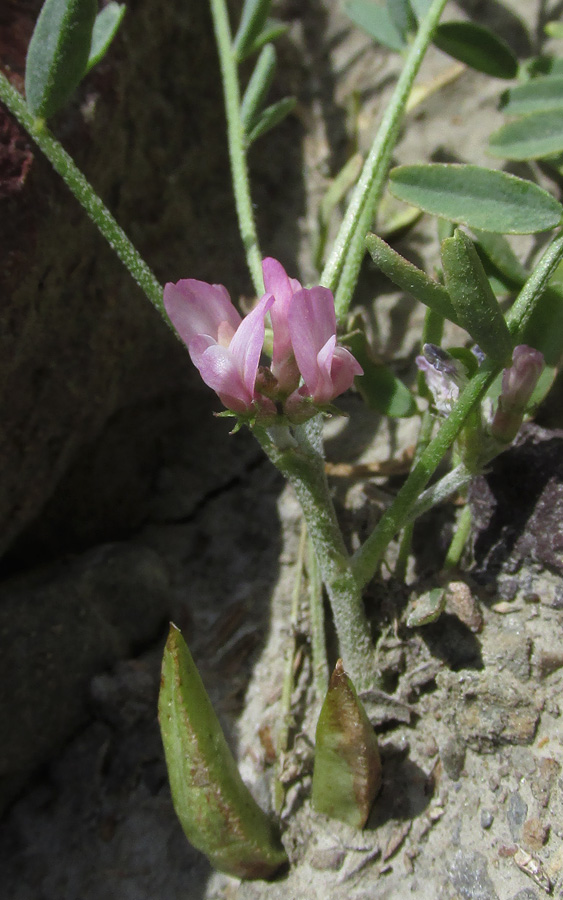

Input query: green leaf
[389,164,563,234]
[433,21,518,79]
[522,280,563,367]
[234,0,271,61]
[410,0,433,20]
[501,75,563,116]
[25,0,97,118]
[242,19,288,59]
[86,2,125,73]
[441,229,513,364]
[158,624,287,878]
[346,325,417,417]
[365,232,459,323]
[241,43,277,136]
[489,109,563,160]
[312,660,381,828]
[472,230,528,288]
[344,0,406,52]
[387,0,416,38]
[245,96,296,146]
[545,21,563,40]
[406,587,446,626]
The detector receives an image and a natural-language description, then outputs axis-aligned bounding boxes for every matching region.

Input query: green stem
[254,423,376,691]
[507,228,563,337]
[406,462,473,524]
[352,360,498,589]
[322,0,448,315]
[0,70,165,317]
[394,409,435,581]
[444,501,473,569]
[209,0,264,295]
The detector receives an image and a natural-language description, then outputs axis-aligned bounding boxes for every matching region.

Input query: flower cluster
[163,258,362,423]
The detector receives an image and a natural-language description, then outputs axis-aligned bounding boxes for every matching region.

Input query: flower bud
[490,345,544,443]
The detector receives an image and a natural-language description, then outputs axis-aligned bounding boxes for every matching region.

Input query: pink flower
[163,278,274,415]
[262,257,302,394]
[287,286,363,405]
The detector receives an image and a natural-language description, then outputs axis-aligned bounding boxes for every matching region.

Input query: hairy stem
[322,0,449,317]
[352,361,498,588]
[254,423,376,690]
[209,0,264,295]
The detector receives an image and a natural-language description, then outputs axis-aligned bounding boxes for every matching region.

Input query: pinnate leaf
[86,2,125,73]
[25,0,97,118]
[344,0,406,51]
[489,109,563,160]
[441,228,513,364]
[501,75,563,116]
[433,21,518,79]
[389,164,563,234]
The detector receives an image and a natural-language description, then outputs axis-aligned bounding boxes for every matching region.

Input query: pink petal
[288,286,337,389]
[197,344,253,413]
[229,293,274,395]
[163,279,241,347]
[312,335,337,404]
[262,258,302,368]
[329,346,363,398]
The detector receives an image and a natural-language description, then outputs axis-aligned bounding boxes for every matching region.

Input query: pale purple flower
[490,344,544,443]
[163,278,274,415]
[287,285,363,405]
[416,343,468,415]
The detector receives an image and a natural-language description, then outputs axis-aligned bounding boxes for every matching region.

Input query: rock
[506,792,528,841]
[436,670,540,751]
[483,630,531,682]
[522,817,549,851]
[0,542,169,812]
[531,757,560,807]
[448,849,499,900]
[440,735,466,781]
[512,891,538,900]
[481,809,494,829]
[470,425,563,583]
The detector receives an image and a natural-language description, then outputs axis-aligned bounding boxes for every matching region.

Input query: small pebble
[440,735,466,781]
[481,809,494,829]
[507,792,528,840]
[522,817,549,851]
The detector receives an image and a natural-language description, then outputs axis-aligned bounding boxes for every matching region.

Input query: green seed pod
[441,228,513,365]
[312,659,381,828]
[158,624,287,879]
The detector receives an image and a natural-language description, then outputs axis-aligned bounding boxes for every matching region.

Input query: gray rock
[480,809,494,829]
[507,792,528,840]
[448,849,499,900]
[440,735,466,780]
[512,891,538,900]
[436,670,540,750]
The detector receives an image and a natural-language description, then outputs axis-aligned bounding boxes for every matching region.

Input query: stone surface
[0,541,170,811]
[448,850,499,900]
